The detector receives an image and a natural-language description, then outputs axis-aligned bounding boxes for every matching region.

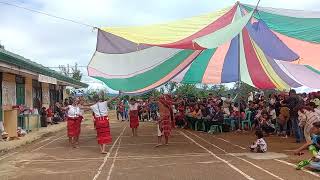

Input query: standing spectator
[116,101,124,121]
[248,92,254,103]
[223,94,232,116]
[149,98,159,120]
[298,102,320,143]
[284,89,303,143]
[40,107,48,127]
[124,99,130,121]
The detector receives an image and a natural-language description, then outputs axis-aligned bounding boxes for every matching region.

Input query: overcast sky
[1,0,320,92]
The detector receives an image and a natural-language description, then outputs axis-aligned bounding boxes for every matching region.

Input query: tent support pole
[237,31,241,130]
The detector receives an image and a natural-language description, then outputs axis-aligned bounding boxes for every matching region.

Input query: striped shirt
[299,110,320,128]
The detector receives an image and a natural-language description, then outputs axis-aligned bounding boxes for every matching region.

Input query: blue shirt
[149,102,158,111]
[311,134,320,147]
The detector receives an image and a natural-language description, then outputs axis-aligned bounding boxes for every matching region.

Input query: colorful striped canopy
[88,2,320,94]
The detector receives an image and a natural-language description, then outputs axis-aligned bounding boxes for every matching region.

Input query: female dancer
[62,97,83,148]
[89,92,121,154]
[129,98,139,136]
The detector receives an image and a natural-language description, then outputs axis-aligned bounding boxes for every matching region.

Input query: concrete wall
[63,87,68,100]
[2,73,16,110]
[25,76,33,108]
[42,83,50,108]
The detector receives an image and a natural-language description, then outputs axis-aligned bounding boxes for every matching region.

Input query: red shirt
[47,108,53,117]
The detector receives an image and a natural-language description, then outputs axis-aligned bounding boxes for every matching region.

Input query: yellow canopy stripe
[101,6,232,44]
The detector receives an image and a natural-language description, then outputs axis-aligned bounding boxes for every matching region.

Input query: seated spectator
[192,104,202,119]
[175,102,186,128]
[205,106,223,132]
[259,111,275,135]
[47,105,53,125]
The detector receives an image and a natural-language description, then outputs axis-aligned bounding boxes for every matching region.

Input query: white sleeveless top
[129,103,139,111]
[90,101,108,117]
[67,105,81,118]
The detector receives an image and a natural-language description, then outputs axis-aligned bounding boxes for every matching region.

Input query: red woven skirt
[67,117,79,137]
[129,110,139,128]
[76,116,83,136]
[94,116,112,144]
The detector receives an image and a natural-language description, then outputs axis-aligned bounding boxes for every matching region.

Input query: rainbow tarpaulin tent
[88,2,320,94]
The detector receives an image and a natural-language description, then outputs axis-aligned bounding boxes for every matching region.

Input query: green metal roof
[0,48,88,88]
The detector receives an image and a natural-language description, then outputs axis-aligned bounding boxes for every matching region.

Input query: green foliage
[71,63,82,81]
[164,82,177,94]
[175,84,199,97]
[210,84,228,96]
[135,89,161,100]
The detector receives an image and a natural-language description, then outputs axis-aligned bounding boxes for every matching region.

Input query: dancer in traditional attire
[156,95,173,147]
[129,98,139,136]
[63,97,83,148]
[89,92,121,154]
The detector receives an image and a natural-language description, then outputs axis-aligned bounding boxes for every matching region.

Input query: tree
[175,84,199,97]
[139,89,161,100]
[58,63,82,81]
[164,82,177,94]
[232,82,257,101]
[58,64,70,76]
[71,63,82,81]
[211,84,228,96]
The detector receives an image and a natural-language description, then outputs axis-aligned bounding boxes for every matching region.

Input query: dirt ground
[0,112,319,180]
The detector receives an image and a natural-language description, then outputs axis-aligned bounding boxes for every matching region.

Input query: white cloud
[0,0,319,93]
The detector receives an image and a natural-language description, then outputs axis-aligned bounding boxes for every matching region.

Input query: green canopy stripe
[239,32,254,86]
[243,5,320,44]
[181,49,216,83]
[305,65,320,75]
[92,50,195,91]
[194,11,254,48]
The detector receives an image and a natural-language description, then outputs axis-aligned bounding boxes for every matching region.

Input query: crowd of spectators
[116,90,320,144]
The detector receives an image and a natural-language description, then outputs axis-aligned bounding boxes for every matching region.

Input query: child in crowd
[250,130,267,153]
[46,106,53,125]
[259,112,275,135]
[141,106,149,121]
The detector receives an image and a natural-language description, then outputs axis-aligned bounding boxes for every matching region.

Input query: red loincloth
[161,114,172,137]
[129,110,139,128]
[94,116,112,144]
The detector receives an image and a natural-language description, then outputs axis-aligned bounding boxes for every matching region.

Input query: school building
[0,48,88,137]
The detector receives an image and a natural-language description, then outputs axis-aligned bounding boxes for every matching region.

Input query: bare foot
[101,151,108,154]
[154,144,162,148]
